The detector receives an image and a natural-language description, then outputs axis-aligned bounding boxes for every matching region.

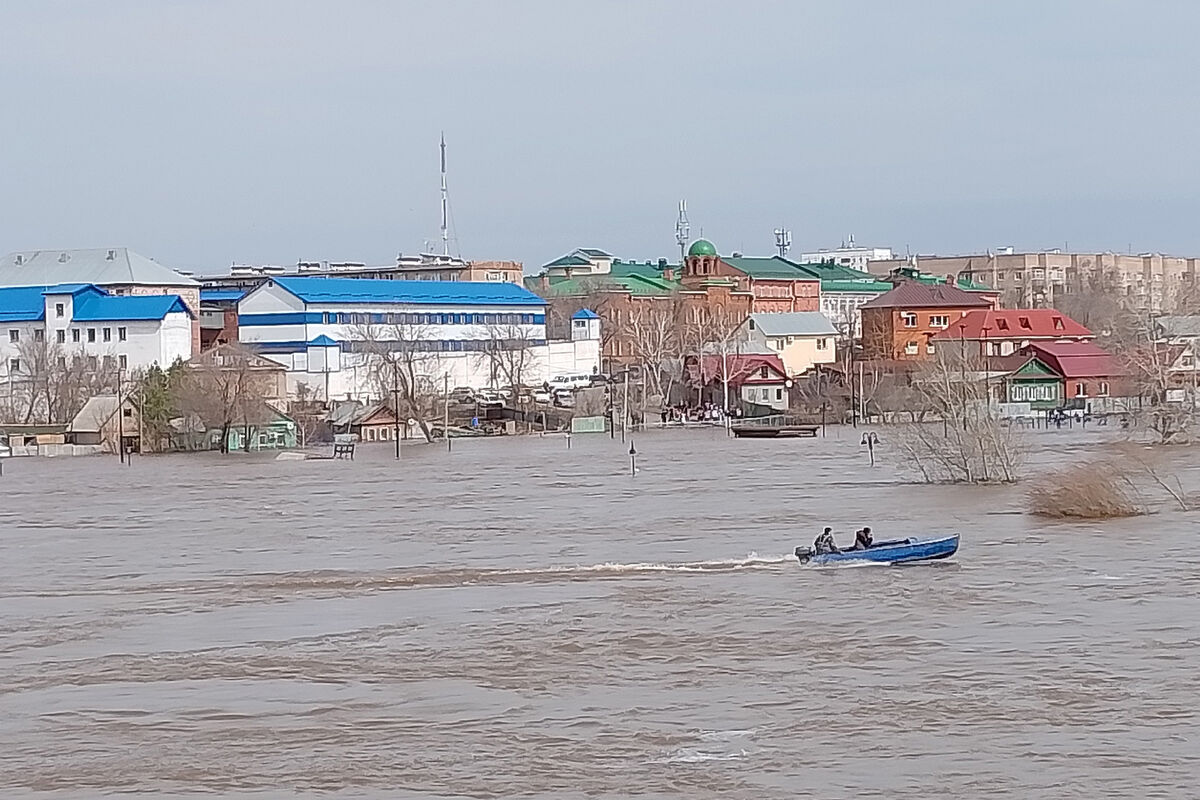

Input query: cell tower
[774,228,792,258]
[675,200,690,262]
[439,132,449,257]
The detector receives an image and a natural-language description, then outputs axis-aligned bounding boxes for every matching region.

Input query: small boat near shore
[794,534,959,566]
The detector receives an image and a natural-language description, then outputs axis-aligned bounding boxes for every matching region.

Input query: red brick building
[860,281,993,360]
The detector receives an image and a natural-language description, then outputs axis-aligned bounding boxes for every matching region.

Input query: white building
[237,276,600,400]
[743,312,838,377]
[0,248,201,354]
[0,284,194,379]
[799,236,894,271]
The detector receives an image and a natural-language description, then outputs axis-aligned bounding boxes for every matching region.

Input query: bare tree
[544,279,623,360]
[178,343,275,453]
[890,352,1026,483]
[476,322,540,412]
[2,339,116,424]
[348,322,442,443]
[619,298,683,400]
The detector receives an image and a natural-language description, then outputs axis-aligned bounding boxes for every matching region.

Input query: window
[8,358,19,372]
[72,329,81,343]
[816,338,828,350]
[56,330,66,344]
[34,329,44,343]
[103,327,111,342]
[118,327,127,341]
[56,356,67,369]
[123,407,133,418]
[926,343,936,354]
[901,312,917,328]
[1075,382,1086,397]
[904,341,919,355]
[776,388,784,401]
[759,366,769,379]
[119,355,127,370]
[1098,381,1110,396]
[8,329,17,343]
[87,328,96,343]
[87,356,97,370]
[55,303,65,318]
[929,315,949,329]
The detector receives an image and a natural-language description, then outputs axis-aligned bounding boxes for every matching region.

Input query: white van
[545,374,592,392]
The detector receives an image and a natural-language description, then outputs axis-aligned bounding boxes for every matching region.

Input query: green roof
[542,254,592,268]
[820,279,893,293]
[789,260,879,282]
[688,239,717,257]
[527,271,676,298]
[721,256,816,279]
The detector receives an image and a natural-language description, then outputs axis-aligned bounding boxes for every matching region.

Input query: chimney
[106,249,116,261]
[663,266,676,281]
[539,275,549,291]
[14,254,23,265]
[58,252,70,263]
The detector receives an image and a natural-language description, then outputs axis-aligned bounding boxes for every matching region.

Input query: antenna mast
[440,132,449,257]
[774,228,792,258]
[675,200,690,262]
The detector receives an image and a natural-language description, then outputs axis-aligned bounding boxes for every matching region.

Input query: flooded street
[2,427,1198,798]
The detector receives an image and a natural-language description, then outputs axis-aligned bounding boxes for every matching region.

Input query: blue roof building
[0,284,195,378]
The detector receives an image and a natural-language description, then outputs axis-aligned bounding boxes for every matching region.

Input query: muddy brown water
[1,427,1198,798]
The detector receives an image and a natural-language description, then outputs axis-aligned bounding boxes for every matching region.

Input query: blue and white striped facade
[238,277,597,399]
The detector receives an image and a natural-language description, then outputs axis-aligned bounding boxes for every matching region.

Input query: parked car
[448,386,476,405]
[533,389,552,404]
[476,390,505,409]
[546,374,593,392]
[588,373,611,386]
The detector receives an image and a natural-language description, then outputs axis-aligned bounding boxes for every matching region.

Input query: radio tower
[439,133,450,257]
[675,200,690,262]
[774,228,792,258]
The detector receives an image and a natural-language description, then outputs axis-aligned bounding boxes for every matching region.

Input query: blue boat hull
[795,534,959,566]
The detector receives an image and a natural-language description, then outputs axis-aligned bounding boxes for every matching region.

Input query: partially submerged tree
[891,351,1026,483]
[2,339,116,424]
[177,343,276,453]
[349,322,442,443]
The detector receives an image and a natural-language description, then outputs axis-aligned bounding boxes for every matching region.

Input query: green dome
[687,238,717,257]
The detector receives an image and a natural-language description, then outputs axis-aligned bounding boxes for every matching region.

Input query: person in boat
[814,527,840,555]
[852,526,874,550]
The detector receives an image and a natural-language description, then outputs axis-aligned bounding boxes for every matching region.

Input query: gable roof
[0,248,198,288]
[930,309,1092,341]
[1024,341,1119,378]
[749,312,838,337]
[721,256,819,280]
[0,284,191,322]
[73,293,193,321]
[269,276,547,307]
[572,308,600,320]
[860,281,993,310]
[542,254,592,268]
[690,353,788,385]
[69,395,122,433]
[1157,315,1200,339]
[0,286,49,322]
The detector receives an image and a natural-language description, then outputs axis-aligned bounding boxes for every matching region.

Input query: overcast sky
[2,1,1198,273]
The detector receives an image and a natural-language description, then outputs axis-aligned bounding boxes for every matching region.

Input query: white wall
[1,315,188,374]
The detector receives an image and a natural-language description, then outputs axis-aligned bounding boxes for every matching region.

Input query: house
[349,402,411,443]
[189,343,289,405]
[0,248,201,354]
[0,283,195,380]
[744,312,838,377]
[686,353,791,413]
[212,403,297,451]
[237,276,599,399]
[1023,342,1124,408]
[68,394,142,453]
[859,281,994,360]
[996,354,1065,410]
[929,308,1093,357]
[199,288,245,350]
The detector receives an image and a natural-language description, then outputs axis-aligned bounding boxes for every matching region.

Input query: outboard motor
[794,545,813,565]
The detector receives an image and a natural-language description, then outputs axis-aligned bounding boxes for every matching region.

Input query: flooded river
[1,427,1198,798]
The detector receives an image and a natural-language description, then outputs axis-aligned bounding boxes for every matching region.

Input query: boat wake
[12,554,796,599]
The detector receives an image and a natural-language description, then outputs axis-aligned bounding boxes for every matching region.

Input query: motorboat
[794,534,959,566]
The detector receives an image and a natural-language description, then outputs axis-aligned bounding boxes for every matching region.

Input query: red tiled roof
[1023,342,1119,378]
[929,309,1092,341]
[688,354,787,386]
[859,281,992,310]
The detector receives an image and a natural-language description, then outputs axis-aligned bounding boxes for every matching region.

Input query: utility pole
[958,322,968,430]
[392,361,401,461]
[621,371,629,443]
[117,367,125,464]
[982,326,992,416]
[440,132,450,257]
[443,373,451,452]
